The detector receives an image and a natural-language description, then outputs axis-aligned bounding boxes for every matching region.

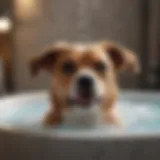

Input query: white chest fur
[63,105,102,128]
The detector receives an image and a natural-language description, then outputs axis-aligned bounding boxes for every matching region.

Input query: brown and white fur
[29,41,140,127]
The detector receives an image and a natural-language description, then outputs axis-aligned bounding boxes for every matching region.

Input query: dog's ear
[101,41,140,73]
[29,47,62,76]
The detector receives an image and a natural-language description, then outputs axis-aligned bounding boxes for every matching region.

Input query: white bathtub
[0,91,160,160]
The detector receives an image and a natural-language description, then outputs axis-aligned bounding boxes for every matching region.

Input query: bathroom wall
[12,0,144,91]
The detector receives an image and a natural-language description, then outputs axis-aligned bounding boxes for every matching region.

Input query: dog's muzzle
[77,75,94,98]
[68,75,102,107]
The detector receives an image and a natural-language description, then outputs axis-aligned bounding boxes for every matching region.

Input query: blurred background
[0,0,160,95]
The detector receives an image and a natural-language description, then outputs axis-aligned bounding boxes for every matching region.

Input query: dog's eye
[94,62,106,72]
[61,61,77,74]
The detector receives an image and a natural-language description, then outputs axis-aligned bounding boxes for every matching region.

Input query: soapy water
[0,97,160,135]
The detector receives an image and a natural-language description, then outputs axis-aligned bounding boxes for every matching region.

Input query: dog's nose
[78,76,93,88]
[77,76,94,96]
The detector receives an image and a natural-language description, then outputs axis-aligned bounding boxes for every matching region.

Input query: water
[0,96,160,135]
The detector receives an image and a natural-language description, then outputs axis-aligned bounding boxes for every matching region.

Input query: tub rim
[0,90,160,141]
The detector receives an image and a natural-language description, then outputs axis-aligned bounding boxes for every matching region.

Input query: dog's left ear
[29,47,63,76]
[101,41,140,73]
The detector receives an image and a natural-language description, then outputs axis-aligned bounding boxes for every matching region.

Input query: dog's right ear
[101,41,140,73]
[29,47,62,76]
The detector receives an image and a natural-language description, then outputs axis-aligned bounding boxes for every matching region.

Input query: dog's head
[30,41,140,108]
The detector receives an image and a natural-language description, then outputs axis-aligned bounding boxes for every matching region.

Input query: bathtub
[0,91,160,160]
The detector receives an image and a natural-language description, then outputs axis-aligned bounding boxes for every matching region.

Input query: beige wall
[12,0,143,91]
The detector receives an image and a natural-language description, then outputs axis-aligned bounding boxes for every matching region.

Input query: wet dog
[30,41,140,127]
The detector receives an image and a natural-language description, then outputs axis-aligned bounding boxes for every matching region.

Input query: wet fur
[30,41,140,127]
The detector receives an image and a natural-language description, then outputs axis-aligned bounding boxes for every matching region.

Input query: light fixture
[14,0,40,20]
[0,17,12,33]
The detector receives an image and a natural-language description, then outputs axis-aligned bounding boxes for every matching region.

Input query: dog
[29,41,140,127]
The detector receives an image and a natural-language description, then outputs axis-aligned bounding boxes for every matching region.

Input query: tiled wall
[12,0,144,91]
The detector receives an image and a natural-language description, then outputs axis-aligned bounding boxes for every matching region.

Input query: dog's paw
[43,111,62,126]
[103,111,124,129]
